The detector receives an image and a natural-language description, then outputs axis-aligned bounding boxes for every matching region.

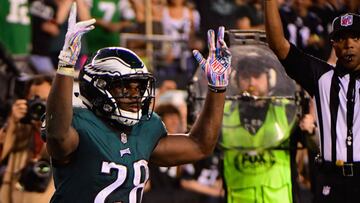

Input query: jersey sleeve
[71,107,89,132]
[279,43,333,96]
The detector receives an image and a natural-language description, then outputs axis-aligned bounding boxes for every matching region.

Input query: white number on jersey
[6,0,30,25]
[94,160,149,203]
[98,1,116,22]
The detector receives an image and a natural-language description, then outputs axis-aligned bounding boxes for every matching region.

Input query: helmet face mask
[79,47,155,126]
[109,78,149,99]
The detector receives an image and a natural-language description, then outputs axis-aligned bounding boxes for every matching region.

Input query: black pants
[314,169,360,203]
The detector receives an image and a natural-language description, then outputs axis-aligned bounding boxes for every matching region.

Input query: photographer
[0,75,54,203]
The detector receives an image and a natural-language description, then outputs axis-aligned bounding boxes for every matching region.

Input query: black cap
[330,13,360,39]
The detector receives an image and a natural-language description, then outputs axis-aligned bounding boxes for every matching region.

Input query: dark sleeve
[279,43,332,96]
[236,5,252,20]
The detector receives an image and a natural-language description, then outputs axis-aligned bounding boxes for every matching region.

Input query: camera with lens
[20,96,46,124]
[19,159,52,192]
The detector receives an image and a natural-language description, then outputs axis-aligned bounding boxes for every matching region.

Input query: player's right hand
[58,2,95,67]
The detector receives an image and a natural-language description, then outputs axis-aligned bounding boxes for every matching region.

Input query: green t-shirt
[50,108,166,203]
[0,0,31,55]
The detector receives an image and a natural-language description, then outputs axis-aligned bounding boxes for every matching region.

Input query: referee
[263,0,360,202]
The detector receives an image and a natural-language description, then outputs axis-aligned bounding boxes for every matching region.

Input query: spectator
[156,79,177,96]
[155,103,184,133]
[180,150,225,203]
[157,89,188,132]
[296,96,319,203]
[84,0,136,54]
[0,75,54,203]
[127,0,165,57]
[0,0,31,55]
[309,0,341,61]
[131,0,164,34]
[236,0,265,30]
[0,42,21,126]
[193,0,240,42]
[279,0,327,60]
[142,0,200,89]
[29,0,59,74]
[162,0,200,65]
[339,0,360,14]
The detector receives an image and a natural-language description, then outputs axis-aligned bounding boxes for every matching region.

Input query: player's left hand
[58,2,95,68]
[193,26,232,92]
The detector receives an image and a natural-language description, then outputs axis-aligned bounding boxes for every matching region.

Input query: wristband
[208,85,226,93]
[57,65,75,77]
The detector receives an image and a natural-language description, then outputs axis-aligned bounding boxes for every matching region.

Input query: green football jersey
[50,108,166,203]
[0,0,31,54]
[85,0,121,54]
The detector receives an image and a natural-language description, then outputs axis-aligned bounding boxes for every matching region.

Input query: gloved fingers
[216,26,225,56]
[75,25,95,37]
[68,2,77,32]
[68,22,95,47]
[207,29,216,59]
[192,50,206,70]
[82,25,95,33]
[219,39,231,57]
[76,18,96,30]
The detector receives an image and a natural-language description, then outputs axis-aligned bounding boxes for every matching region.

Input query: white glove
[57,2,95,76]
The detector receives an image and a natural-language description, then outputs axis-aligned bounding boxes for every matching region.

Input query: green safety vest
[222,101,295,203]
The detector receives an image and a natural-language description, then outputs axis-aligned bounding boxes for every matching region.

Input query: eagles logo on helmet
[78,47,155,126]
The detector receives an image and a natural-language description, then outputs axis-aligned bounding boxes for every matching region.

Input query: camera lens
[29,102,46,121]
[21,96,47,123]
[34,160,51,177]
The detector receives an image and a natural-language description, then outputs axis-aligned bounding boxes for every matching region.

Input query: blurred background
[0,0,359,202]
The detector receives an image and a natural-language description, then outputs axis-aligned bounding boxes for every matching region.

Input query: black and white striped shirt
[281,43,360,163]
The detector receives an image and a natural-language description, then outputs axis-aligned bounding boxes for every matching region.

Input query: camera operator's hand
[57,2,95,76]
[9,99,28,123]
[192,26,231,93]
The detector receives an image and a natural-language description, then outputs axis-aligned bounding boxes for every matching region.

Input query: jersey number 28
[94,160,149,203]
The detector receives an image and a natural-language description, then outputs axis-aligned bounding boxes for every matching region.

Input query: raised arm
[46,3,95,160]
[264,0,290,59]
[151,27,231,166]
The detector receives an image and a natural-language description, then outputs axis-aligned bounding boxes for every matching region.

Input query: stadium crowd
[0,0,359,203]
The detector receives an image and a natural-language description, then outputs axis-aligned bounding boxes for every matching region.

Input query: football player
[44,3,231,203]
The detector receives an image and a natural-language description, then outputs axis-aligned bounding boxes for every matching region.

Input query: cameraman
[0,75,54,203]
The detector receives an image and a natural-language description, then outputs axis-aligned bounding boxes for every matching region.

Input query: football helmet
[78,47,155,126]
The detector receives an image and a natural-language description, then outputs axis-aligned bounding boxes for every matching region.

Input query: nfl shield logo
[341,14,353,27]
[210,59,227,75]
[120,133,127,144]
[322,186,331,196]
